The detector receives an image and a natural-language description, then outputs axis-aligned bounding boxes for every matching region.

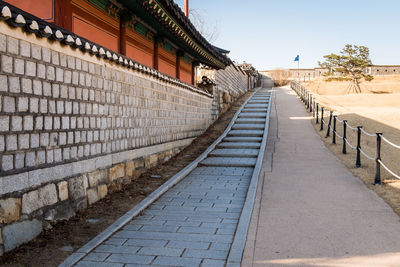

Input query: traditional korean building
[4,0,231,85]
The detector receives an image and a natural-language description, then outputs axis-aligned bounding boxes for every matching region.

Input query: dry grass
[298,79,400,216]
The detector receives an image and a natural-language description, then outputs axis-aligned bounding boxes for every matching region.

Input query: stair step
[228,130,264,137]
[200,157,257,167]
[223,136,263,142]
[210,148,259,157]
[239,112,268,118]
[232,124,264,130]
[218,142,261,149]
[236,118,266,124]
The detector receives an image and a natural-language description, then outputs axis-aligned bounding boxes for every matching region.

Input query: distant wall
[0,21,215,255]
[199,64,249,119]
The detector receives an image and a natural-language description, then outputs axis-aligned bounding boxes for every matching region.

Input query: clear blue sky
[175,0,400,70]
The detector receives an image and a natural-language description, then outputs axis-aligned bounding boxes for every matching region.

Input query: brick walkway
[62,90,271,266]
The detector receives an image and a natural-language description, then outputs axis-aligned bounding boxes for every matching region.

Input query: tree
[189,9,219,43]
[319,44,373,93]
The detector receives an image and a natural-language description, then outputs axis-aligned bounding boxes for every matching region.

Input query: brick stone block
[51,51,59,65]
[0,75,7,92]
[145,154,159,168]
[52,84,60,98]
[0,198,21,224]
[26,61,36,77]
[109,163,125,182]
[19,40,30,58]
[37,63,45,79]
[30,133,39,148]
[23,116,33,131]
[37,150,45,165]
[1,155,13,171]
[46,66,55,80]
[43,82,51,96]
[87,188,99,205]
[18,134,29,149]
[1,55,12,73]
[9,77,20,93]
[7,37,18,55]
[14,58,24,75]
[30,98,39,113]
[21,190,39,214]
[0,33,5,52]
[98,184,107,200]
[39,184,58,207]
[14,152,24,169]
[3,96,15,113]
[0,116,9,131]
[3,219,42,252]
[58,181,69,201]
[25,152,36,167]
[42,48,51,63]
[6,135,17,151]
[88,169,108,187]
[68,175,88,201]
[125,161,134,176]
[56,68,63,82]
[33,80,42,95]
[0,135,4,152]
[17,97,28,112]
[31,44,41,60]
[11,116,22,131]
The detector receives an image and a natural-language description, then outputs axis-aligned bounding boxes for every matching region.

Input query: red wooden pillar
[153,36,162,70]
[119,20,127,55]
[54,0,72,30]
[176,51,183,80]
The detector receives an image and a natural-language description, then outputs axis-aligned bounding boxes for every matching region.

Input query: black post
[306,92,310,109]
[313,99,316,117]
[320,107,324,131]
[356,126,362,167]
[309,94,313,112]
[316,103,319,124]
[332,115,337,144]
[374,133,382,185]
[342,120,347,154]
[326,111,332,137]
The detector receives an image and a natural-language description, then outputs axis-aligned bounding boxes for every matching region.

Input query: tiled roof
[0,2,213,97]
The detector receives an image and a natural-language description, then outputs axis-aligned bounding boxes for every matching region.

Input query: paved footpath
[62,90,272,267]
[242,86,400,266]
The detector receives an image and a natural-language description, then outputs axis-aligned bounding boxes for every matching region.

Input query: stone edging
[0,138,195,196]
[59,90,258,267]
[226,88,273,265]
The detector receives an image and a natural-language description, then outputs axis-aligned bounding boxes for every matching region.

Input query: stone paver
[67,91,271,266]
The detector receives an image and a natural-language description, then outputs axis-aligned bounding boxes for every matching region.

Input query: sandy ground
[294,79,400,217]
[0,91,254,267]
[304,75,400,95]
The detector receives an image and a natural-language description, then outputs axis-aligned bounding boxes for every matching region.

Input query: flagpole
[297,57,300,83]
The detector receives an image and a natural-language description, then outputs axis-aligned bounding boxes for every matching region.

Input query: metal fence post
[316,103,319,124]
[309,94,313,113]
[332,115,337,144]
[374,133,382,185]
[306,91,310,109]
[342,120,347,154]
[356,126,362,167]
[320,107,324,131]
[326,111,333,137]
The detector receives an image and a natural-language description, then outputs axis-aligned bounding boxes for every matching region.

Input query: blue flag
[294,55,299,62]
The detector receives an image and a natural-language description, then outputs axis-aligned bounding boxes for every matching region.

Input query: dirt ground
[0,90,254,267]
[293,80,400,218]
[304,75,400,95]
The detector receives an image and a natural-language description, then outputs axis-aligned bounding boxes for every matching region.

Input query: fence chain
[345,138,356,150]
[346,124,358,131]
[381,136,400,149]
[378,160,400,180]
[360,128,376,137]
[359,149,375,161]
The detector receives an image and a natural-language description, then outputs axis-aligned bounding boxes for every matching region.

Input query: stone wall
[0,22,214,255]
[199,64,249,119]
